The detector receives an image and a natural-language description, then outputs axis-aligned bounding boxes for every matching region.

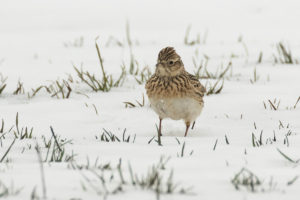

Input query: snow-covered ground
[1,0,300,199]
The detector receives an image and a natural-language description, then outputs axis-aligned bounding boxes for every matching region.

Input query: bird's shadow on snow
[163,126,216,138]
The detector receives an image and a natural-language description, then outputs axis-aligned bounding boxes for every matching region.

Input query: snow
[0,0,300,199]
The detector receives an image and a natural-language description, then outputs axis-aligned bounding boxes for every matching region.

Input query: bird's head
[155,47,185,77]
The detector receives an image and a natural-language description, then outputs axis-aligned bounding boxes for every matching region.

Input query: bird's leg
[191,121,196,130]
[184,122,190,137]
[158,118,162,136]
[157,118,163,146]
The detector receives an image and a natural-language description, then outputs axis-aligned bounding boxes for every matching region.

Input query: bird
[145,47,206,137]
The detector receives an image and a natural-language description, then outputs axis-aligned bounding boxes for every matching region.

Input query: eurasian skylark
[145,47,206,137]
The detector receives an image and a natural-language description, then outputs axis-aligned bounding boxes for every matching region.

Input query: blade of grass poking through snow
[268,100,278,110]
[35,143,47,199]
[175,137,180,145]
[15,112,19,137]
[0,84,6,94]
[95,37,108,90]
[0,73,7,95]
[50,126,62,152]
[148,136,155,144]
[0,138,16,162]
[76,167,102,195]
[293,96,300,109]
[225,135,230,145]
[213,139,218,151]
[257,51,263,63]
[259,130,263,146]
[92,104,98,115]
[287,176,299,186]
[252,133,256,147]
[277,148,299,164]
[219,62,232,78]
[117,159,125,184]
[123,101,136,108]
[128,162,136,185]
[180,142,185,157]
[0,119,4,133]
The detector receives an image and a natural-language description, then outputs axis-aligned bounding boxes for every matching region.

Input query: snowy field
[1,0,300,199]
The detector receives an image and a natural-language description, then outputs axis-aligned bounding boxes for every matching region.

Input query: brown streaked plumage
[146,47,206,137]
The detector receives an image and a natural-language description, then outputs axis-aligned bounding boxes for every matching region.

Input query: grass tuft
[76,156,192,198]
[205,79,224,96]
[28,78,73,99]
[13,113,34,140]
[273,42,298,64]
[43,127,75,162]
[13,80,25,95]
[263,98,280,111]
[95,128,136,143]
[0,73,7,95]
[63,36,84,48]
[250,67,260,84]
[231,168,261,192]
[73,39,126,93]
[123,94,145,108]
[184,25,207,45]
[0,180,22,198]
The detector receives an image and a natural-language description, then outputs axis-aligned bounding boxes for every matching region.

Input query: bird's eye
[168,61,174,65]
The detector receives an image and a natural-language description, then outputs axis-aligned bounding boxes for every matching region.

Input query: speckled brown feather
[157,47,179,61]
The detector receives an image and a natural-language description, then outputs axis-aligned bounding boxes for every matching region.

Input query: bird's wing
[187,72,206,98]
[145,74,156,90]
[145,74,160,98]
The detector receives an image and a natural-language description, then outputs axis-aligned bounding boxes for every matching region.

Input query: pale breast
[149,97,203,123]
